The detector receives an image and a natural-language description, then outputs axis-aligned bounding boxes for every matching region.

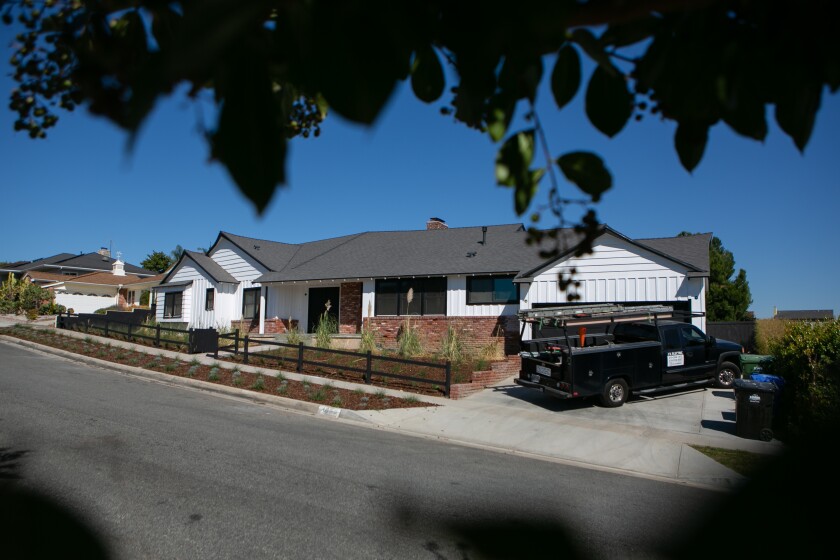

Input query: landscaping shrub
[766,320,840,441]
[755,319,789,355]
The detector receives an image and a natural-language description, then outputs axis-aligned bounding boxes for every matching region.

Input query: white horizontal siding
[210,238,266,282]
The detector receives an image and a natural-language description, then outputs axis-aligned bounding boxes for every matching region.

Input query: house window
[375,277,446,316]
[205,288,215,311]
[467,275,518,305]
[126,290,136,305]
[163,292,183,318]
[242,287,260,319]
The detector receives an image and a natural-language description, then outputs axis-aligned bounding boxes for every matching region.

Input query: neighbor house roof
[21,270,69,283]
[212,224,710,284]
[2,252,155,276]
[774,309,835,321]
[46,271,164,288]
[160,250,238,284]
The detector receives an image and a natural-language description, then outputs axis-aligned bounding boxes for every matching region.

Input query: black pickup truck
[514,304,743,407]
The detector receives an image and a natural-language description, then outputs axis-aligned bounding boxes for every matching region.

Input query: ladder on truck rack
[518,303,702,329]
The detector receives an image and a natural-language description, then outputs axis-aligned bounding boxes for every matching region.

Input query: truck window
[663,328,681,351]
[613,323,659,342]
[680,326,707,346]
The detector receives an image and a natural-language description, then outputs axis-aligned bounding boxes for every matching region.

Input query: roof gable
[161,250,238,284]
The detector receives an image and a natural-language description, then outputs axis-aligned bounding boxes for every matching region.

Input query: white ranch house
[154,219,710,352]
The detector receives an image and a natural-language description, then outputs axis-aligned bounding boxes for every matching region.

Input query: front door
[308,287,340,333]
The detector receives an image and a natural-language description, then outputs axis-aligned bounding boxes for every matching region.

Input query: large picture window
[163,291,183,318]
[467,275,518,305]
[242,287,260,319]
[205,288,215,311]
[375,277,446,316]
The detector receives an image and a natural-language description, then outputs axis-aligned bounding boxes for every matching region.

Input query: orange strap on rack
[578,327,587,347]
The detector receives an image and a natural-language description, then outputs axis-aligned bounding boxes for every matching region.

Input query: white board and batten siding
[520,236,707,337]
[208,238,269,329]
[265,284,309,329]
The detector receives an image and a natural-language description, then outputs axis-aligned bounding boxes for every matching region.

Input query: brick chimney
[97,247,110,258]
[426,217,448,230]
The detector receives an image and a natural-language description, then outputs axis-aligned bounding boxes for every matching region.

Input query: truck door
[660,327,687,384]
[679,325,716,377]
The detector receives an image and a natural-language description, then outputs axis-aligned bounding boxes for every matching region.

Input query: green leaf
[674,121,709,172]
[585,65,632,138]
[411,45,445,103]
[211,46,287,214]
[496,130,542,215]
[550,44,580,110]
[556,151,612,202]
[774,83,822,152]
[570,29,613,75]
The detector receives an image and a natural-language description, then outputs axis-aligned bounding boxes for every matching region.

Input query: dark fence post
[243,335,249,364]
[365,351,372,384]
[234,329,240,355]
[85,318,90,333]
[155,324,161,347]
[104,318,109,338]
[127,322,133,342]
[188,328,194,354]
[297,342,304,372]
[444,361,452,398]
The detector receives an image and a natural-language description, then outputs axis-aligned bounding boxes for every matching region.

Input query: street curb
[0,335,372,423]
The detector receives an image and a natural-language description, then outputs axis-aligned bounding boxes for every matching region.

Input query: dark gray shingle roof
[219,225,712,284]
[775,310,835,320]
[5,252,155,276]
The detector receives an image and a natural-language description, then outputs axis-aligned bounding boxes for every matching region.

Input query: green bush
[314,311,337,349]
[766,320,840,441]
[440,324,463,363]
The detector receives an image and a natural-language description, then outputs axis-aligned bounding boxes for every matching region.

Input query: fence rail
[216,332,452,397]
[56,312,217,353]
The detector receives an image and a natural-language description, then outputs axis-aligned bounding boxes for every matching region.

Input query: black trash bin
[733,378,776,441]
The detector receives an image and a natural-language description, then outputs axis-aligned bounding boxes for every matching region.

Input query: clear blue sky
[2,27,838,319]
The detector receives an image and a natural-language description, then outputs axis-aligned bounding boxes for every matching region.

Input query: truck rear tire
[715,361,740,389]
[601,378,629,407]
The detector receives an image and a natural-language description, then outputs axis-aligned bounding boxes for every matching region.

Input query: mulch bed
[1,326,433,411]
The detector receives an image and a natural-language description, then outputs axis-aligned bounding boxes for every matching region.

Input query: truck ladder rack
[519,303,702,328]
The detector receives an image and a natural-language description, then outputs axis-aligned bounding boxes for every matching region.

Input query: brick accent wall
[364,315,520,355]
[231,318,299,334]
[449,356,521,399]
[339,282,362,334]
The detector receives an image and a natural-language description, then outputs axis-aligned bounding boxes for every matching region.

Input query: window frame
[205,288,215,311]
[466,275,518,305]
[163,291,183,319]
[242,287,260,320]
[374,277,447,316]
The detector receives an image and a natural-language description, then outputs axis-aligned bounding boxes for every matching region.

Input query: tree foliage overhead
[681,232,752,321]
[4,0,839,262]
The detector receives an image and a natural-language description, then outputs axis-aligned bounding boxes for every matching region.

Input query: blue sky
[1,29,838,319]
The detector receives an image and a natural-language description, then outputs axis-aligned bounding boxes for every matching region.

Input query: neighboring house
[154,219,711,353]
[773,309,835,321]
[1,247,155,279]
[44,259,164,314]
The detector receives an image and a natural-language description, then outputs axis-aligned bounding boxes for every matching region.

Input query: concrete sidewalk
[1,316,786,491]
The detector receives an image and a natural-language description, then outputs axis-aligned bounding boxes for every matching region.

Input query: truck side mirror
[707,336,716,345]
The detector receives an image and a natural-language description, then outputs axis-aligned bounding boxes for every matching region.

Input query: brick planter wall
[449,356,521,399]
[231,318,299,335]
[365,315,519,355]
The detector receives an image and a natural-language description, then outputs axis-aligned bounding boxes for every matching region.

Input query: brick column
[339,282,362,334]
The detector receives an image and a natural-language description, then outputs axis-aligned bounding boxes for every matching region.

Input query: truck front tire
[601,378,629,407]
[715,361,740,389]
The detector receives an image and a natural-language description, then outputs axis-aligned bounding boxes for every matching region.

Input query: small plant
[277,380,288,395]
[360,301,377,353]
[208,369,220,382]
[84,336,93,344]
[331,395,343,407]
[233,376,243,387]
[164,362,177,372]
[315,301,337,348]
[251,375,265,391]
[375,389,387,398]
[398,288,421,357]
[187,365,199,377]
[311,385,327,402]
[276,371,286,381]
[286,316,302,345]
[440,324,463,363]
[189,358,200,367]
[302,377,311,390]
